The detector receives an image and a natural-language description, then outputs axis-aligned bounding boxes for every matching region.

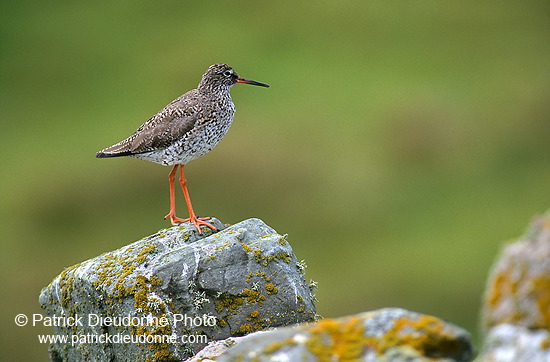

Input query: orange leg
[164,164,217,234]
[164,165,182,225]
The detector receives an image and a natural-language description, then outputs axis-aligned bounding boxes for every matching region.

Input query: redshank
[96,64,269,233]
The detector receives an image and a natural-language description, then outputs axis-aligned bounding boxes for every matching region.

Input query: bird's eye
[223,70,233,77]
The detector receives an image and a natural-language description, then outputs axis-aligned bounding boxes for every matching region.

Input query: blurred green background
[1,1,549,360]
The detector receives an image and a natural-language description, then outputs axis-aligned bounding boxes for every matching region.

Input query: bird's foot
[188,217,218,234]
[164,213,217,234]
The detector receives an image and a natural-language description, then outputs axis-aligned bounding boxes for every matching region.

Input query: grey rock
[185,333,263,362]
[482,211,550,331]
[478,324,550,362]
[39,218,316,361]
[479,210,550,361]
[208,308,473,362]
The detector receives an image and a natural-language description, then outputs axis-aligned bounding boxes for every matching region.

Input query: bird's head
[199,64,269,92]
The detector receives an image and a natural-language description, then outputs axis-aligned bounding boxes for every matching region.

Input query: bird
[96,64,269,233]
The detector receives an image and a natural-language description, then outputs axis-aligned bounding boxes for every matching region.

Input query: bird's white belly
[131,117,234,166]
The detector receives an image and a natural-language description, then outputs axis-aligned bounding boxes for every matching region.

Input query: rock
[482,211,550,330]
[479,210,550,361]
[481,324,550,362]
[185,334,260,362]
[39,218,316,362]
[197,308,473,362]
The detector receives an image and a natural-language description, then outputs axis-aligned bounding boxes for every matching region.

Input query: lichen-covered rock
[479,210,550,361]
[482,211,550,330]
[207,308,473,362]
[39,218,316,362]
[479,324,550,362]
[185,334,257,362]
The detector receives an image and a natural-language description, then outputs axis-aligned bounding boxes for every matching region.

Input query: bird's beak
[236,77,270,88]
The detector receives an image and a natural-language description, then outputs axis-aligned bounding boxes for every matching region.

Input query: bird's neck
[197,82,232,97]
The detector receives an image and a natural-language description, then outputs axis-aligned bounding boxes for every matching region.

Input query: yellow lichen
[377,315,462,358]
[242,288,267,305]
[278,234,288,245]
[267,251,292,264]
[149,276,163,286]
[487,272,506,308]
[304,314,461,361]
[250,247,292,266]
[54,241,178,360]
[265,283,278,294]
[263,338,296,355]
[153,349,174,361]
[215,294,244,314]
[306,317,368,361]
[531,275,550,328]
[238,324,253,334]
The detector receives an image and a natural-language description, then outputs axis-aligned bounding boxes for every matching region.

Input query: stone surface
[482,211,550,330]
[479,210,550,361]
[39,218,316,361]
[185,334,259,362]
[479,324,550,362]
[197,308,474,362]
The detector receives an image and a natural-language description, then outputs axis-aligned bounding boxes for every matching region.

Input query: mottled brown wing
[127,110,198,154]
[97,98,200,158]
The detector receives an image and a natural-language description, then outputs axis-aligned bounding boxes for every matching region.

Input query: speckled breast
[132,107,235,166]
